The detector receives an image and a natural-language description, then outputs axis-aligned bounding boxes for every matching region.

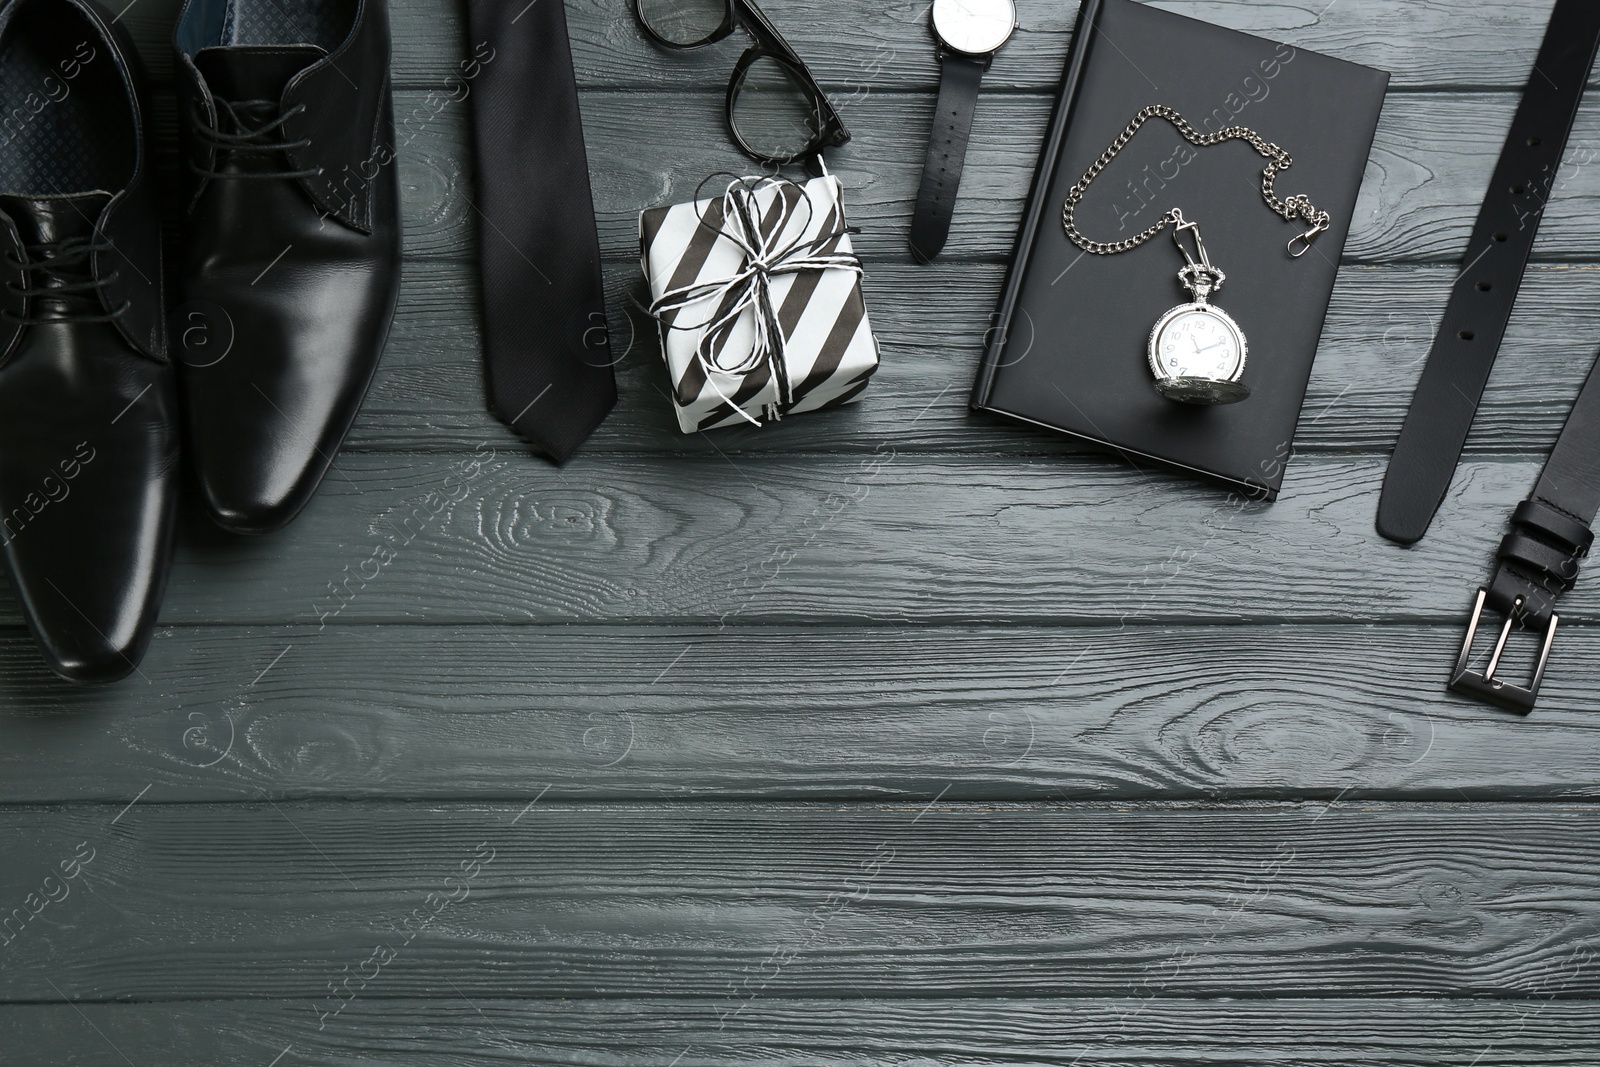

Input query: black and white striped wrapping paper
[639,174,879,433]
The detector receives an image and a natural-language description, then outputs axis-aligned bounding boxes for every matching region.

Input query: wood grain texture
[0,624,1597,804]
[347,261,1600,455]
[12,0,1600,1057]
[371,90,1600,265]
[3,801,1600,1000]
[7,997,1600,1066]
[44,454,1600,626]
[0,454,1591,629]
[122,0,1600,93]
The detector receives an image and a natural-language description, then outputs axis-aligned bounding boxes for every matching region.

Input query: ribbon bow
[650,175,862,426]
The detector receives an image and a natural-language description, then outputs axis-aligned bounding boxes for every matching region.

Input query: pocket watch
[1060,104,1332,406]
[1146,212,1248,404]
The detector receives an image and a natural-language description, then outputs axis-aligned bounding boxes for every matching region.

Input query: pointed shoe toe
[0,0,178,683]
[175,0,401,535]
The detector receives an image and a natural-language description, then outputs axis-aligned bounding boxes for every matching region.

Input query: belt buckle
[1449,588,1557,714]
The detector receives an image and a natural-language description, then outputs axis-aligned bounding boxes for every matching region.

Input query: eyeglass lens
[638,0,826,160]
[730,55,823,160]
[636,0,729,47]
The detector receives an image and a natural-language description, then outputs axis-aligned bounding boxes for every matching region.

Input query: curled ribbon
[649,174,862,426]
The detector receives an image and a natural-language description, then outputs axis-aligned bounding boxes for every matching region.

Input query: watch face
[1148,305,1246,384]
[932,0,1016,55]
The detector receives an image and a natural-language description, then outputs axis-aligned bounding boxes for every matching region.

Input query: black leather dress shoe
[0,0,178,683]
[174,0,401,534]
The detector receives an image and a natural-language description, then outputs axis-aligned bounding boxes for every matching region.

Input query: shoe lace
[190,97,323,181]
[3,237,129,326]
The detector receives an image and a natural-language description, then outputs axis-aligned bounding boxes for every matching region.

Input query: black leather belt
[1378,0,1600,545]
[1452,351,1600,713]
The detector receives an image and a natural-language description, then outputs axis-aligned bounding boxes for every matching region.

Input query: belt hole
[1459,330,1475,340]
[1511,184,1526,195]
[1477,281,1492,291]
[1528,136,1542,147]
[1493,232,1508,242]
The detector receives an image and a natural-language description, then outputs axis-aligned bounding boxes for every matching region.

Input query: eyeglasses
[634,0,850,164]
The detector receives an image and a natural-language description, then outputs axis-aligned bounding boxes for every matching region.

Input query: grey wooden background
[3,0,1600,1062]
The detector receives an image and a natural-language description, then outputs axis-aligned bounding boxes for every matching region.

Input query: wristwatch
[908,0,1017,263]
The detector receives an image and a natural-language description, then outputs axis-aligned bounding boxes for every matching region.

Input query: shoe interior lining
[0,8,134,197]
[220,0,357,52]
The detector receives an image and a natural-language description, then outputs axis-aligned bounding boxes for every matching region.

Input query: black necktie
[465,0,616,463]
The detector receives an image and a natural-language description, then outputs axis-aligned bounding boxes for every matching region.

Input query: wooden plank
[123,0,1600,94]
[351,260,1600,455]
[374,90,1600,265]
[568,0,1600,94]
[54,2,1600,1053]
[0,454,1587,628]
[127,75,1600,268]
[7,997,1600,1065]
[3,801,1599,1000]
[0,623,1598,804]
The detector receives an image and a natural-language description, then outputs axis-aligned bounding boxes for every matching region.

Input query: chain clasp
[1287,218,1329,258]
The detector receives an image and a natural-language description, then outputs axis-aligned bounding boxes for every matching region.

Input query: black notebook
[969,0,1388,500]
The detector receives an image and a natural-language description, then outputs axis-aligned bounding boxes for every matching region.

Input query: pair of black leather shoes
[0,0,400,683]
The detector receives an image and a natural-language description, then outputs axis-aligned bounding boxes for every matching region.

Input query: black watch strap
[1451,349,1600,713]
[909,51,986,264]
[1377,0,1600,545]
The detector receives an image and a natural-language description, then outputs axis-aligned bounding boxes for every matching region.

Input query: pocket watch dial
[931,0,1016,55]
[1150,307,1245,382]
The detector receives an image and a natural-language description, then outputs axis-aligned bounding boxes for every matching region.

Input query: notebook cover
[969,0,1388,500]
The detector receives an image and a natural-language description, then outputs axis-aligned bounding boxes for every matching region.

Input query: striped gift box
[639,174,879,434]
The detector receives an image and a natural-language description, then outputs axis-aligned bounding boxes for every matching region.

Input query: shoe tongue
[0,192,111,246]
[194,44,326,101]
